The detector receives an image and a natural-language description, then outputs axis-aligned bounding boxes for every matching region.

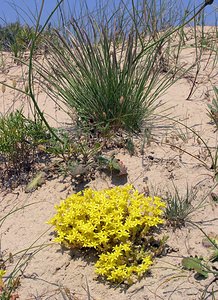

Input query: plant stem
[28,0,64,143]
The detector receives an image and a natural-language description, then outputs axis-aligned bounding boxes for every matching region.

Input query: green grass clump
[0,21,50,58]
[48,184,165,284]
[208,87,218,130]
[164,184,198,227]
[36,16,177,134]
[0,110,48,174]
[0,22,34,58]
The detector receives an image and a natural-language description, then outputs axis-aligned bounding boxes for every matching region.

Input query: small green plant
[44,128,73,160]
[0,110,48,187]
[164,184,198,227]
[45,128,103,181]
[182,228,218,299]
[208,87,218,130]
[188,234,218,278]
[48,184,165,284]
[97,154,128,176]
[0,270,20,300]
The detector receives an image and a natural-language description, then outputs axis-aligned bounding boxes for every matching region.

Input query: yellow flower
[48,184,165,283]
[0,269,6,278]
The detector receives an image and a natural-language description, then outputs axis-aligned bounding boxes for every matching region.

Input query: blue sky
[0,0,95,25]
[0,0,217,26]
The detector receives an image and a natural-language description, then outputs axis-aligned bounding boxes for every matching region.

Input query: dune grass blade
[0,198,49,299]
[27,0,65,144]
[160,114,218,174]
[208,87,218,130]
[0,202,41,228]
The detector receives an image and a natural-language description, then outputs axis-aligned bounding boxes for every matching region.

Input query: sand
[0,28,218,299]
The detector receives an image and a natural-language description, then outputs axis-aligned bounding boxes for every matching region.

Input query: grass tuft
[35,13,181,134]
[164,183,198,227]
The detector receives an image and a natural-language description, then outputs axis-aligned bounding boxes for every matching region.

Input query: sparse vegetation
[0,110,49,187]
[0,21,54,59]
[0,0,217,298]
[182,225,218,299]
[164,184,198,227]
[208,86,218,130]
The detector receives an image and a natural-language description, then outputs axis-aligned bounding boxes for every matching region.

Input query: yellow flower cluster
[0,269,6,285]
[95,243,153,283]
[48,184,165,283]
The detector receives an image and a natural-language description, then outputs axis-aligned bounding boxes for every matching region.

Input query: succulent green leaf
[182,257,208,278]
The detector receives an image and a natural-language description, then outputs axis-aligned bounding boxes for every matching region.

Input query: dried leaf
[10,293,20,300]
[209,250,218,262]
[25,172,46,193]
[115,159,128,176]
[9,252,14,263]
[68,163,90,177]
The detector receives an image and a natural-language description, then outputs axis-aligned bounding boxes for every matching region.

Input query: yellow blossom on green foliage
[48,184,165,283]
[0,269,6,279]
[95,243,153,283]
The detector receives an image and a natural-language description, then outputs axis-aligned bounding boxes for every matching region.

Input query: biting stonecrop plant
[48,184,165,284]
